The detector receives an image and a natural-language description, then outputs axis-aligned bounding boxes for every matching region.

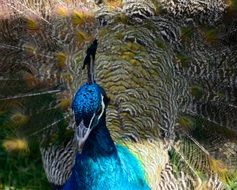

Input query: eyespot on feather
[76,31,92,44]
[58,98,71,110]
[72,11,86,25]
[23,73,39,88]
[56,52,67,69]
[56,6,69,17]
[178,116,193,129]
[2,138,29,152]
[62,72,73,84]
[10,112,29,126]
[72,10,95,26]
[25,18,39,31]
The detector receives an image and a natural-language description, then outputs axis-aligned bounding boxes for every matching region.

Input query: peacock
[53,39,150,189]
[0,0,237,190]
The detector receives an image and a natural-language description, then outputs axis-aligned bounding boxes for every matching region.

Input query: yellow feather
[3,139,29,152]
[11,113,29,126]
[72,11,94,26]
[72,11,84,25]
[210,159,229,181]
[62,72,73,84]
[178,116,193,130]
[58,99,71,110]
[76,31,92,44]
[26,18,38,30]
[56,7,69,17]
[56,52,67,69]
[105,0,123,10]
[129,59,139,66]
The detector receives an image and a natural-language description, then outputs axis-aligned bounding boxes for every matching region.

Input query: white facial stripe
[76,94,105,142]
[88,113,96,129]
[98,95,105,121]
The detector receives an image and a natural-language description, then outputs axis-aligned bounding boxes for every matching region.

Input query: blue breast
[61,145,150,190]
[64,82,150,190]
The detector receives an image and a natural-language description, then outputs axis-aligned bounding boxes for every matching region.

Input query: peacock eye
[96,107,102,116]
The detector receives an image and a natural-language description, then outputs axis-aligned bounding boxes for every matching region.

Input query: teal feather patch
[61,144,150,190]
[116,145,150,188]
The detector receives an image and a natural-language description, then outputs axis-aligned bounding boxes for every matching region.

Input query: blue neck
[60,114,150,190]
[61,115,123,190]
[82,114,117,156]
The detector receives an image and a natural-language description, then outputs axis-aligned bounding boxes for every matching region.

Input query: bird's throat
[81,116,117,156]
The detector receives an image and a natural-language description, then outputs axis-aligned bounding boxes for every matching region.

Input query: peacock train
[0,0,237,189]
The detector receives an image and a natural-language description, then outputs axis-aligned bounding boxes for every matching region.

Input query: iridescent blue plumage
[60,82,150,190]
[72,83,105,126]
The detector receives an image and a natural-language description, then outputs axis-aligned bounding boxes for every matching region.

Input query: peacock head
[72,83,109,153]
[72,39,110,152]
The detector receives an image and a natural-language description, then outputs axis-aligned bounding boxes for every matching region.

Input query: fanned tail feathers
[0,0,97,186]
[0,0,237,189]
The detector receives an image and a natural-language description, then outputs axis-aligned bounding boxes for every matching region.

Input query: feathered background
[0,0,237,189]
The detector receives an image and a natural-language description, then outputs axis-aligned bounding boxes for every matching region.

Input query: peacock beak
[75,119,93,153]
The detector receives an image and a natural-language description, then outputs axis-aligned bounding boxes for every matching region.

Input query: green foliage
[226,171,237,190]
[0,139,50,189]
[0,95,69,189]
